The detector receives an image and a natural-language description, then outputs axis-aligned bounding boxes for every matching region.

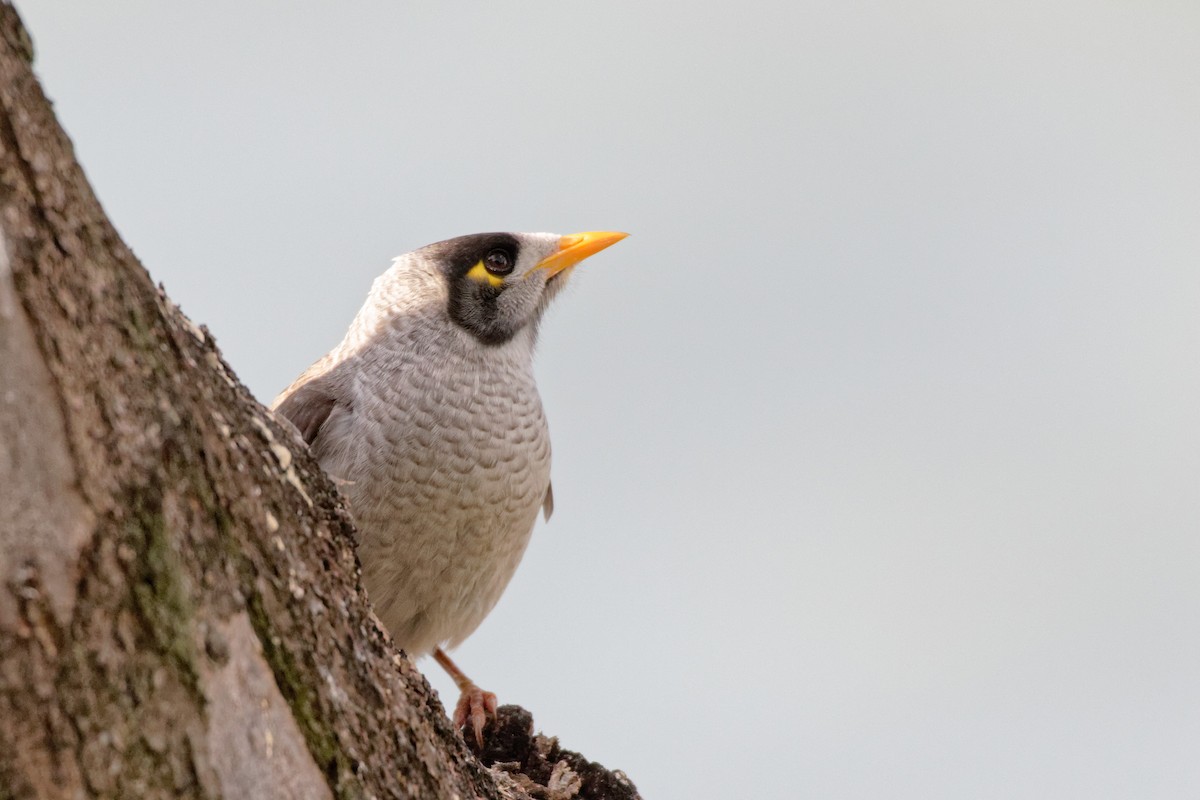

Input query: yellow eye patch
[466,260,506,288]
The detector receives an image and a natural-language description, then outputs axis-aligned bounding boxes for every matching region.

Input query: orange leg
[433,647,498,746]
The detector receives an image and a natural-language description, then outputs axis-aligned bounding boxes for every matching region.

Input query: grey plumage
[273,231,624,664]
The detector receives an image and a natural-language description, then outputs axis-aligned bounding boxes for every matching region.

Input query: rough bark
[0,5,639,799]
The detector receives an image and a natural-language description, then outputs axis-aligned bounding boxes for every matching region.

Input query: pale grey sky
[18,2,1200,797]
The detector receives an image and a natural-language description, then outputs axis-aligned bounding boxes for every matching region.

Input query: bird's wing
[542,480,554,521]
[271,357,347,447]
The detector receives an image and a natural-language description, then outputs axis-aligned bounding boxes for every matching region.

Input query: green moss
[177,447,359,797]
[125,496,200,695]
[122,302,160,354]
[244,592,363,800]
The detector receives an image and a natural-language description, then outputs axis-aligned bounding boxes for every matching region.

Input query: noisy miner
[272,230,628,744]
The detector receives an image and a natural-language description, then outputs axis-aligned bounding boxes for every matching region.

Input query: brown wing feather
[542,480,554,521]
[271,355,344,446]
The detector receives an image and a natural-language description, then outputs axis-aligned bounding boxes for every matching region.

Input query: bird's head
[403,230,627,347]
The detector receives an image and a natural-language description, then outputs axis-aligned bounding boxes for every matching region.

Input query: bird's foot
[452,682,498,747]
[432,647,498,746]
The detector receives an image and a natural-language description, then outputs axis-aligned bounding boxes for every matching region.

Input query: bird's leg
[433,647,497,746]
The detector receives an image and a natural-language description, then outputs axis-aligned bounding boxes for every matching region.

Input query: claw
[434,647,498,746]
[453,684,498,746]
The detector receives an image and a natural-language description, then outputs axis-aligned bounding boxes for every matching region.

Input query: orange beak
[534,231,629,279]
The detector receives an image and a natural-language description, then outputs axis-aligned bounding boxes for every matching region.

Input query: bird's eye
[484,249,513,276]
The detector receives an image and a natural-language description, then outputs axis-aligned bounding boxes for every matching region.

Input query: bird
[272,230,627,744]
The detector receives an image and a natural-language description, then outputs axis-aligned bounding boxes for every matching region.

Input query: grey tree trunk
[0,5,639,799]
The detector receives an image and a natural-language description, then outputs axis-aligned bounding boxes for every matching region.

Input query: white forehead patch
[512,232,563,274]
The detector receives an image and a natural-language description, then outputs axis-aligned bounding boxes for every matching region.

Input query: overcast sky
[17,2,1200,797]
